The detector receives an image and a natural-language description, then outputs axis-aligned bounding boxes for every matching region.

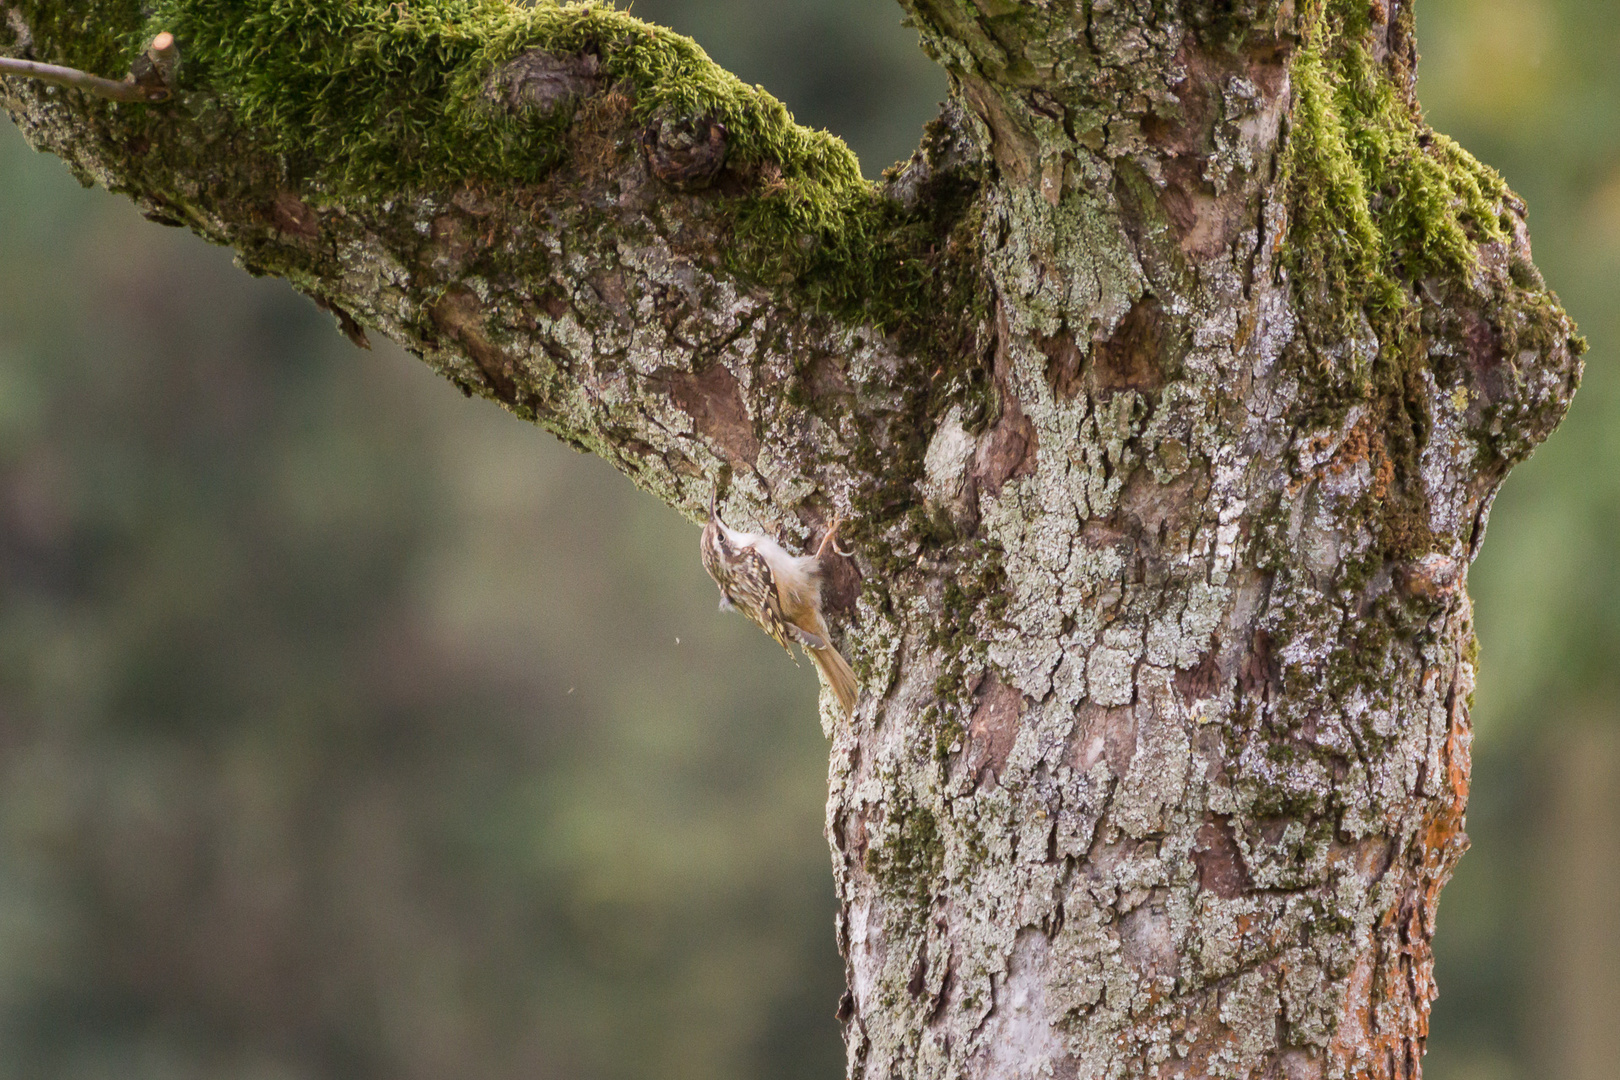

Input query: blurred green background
[0,1,1613,1077]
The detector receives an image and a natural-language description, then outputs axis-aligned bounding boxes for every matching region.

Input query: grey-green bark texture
[0,1,1583,1077]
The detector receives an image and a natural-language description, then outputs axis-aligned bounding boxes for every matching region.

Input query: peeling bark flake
[653,364,760,467]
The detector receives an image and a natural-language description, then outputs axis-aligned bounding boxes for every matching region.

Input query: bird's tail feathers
[808,643,858,717]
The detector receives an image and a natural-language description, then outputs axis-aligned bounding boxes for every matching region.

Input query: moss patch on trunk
[1281,0,1510,365]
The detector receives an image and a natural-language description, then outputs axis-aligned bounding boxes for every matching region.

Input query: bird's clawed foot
[816,515,853,560]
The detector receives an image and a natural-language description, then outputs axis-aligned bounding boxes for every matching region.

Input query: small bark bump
[641,114,728,191]
[270,191,319,241]
[484,49,601,113]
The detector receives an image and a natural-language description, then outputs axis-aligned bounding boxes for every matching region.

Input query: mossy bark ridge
[0,1,1582,1076]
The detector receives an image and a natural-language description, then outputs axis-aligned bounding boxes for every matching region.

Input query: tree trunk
[0,2,1582,1077]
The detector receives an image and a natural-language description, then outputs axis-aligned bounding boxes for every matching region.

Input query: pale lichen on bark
[830,0,1578,1077]
[0,1,1582,1077]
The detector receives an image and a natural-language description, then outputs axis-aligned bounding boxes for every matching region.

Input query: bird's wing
[738,547,797,656]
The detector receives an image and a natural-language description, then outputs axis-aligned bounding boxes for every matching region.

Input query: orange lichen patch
[1329,419,1371,475]
[1316,412,1390,494]
[1369,441,1397,505]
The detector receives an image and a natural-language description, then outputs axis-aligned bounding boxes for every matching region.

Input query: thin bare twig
[0,33,178,103]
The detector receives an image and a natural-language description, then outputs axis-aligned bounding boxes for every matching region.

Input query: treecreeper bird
[700,493,858,716]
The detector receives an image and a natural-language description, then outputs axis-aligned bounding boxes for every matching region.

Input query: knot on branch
[483,48,602,114]
[1398,553,1461,603]
[128,32,180,100]
[641,114,727,191]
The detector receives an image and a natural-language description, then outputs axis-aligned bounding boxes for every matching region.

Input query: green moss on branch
[1281,0,1509,357]
[9,1,988,336]
[1273,0,1549,568]
[4,0,145,76]
[120,0,865,198]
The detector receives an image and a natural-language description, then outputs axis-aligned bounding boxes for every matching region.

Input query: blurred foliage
[0,122,846,1078]
[1419,1,1620,1078]
[0,1,1615,1079]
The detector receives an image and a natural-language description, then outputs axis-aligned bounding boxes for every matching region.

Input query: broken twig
[0,32,179,103]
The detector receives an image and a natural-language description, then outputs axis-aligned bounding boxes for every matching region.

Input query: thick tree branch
[0,1,987,550]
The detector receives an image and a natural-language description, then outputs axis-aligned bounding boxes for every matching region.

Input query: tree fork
[0,2,1582,1077]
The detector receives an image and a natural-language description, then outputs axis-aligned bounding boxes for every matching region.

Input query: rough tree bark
[0,1,1582,1077]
